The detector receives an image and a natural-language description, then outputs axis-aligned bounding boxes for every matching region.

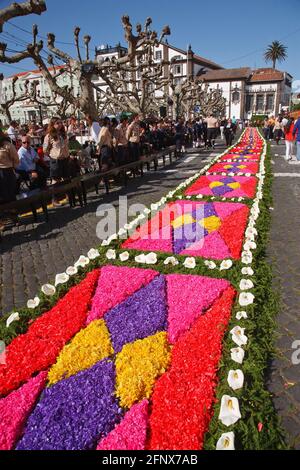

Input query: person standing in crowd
[174,118,185,154]
[220,117,227,141]
[224,119,235,147]
[43,117,70,207]
[262,117,270,140]
[115,116,129,166]
[85,114,101,144]
[205,114,218,149]
[292,116,300,164]
[0,129,20,228]
[126,114,141,163]
[283,116,296,162]
[273,116,283,145]
[98,117,113,171]
[17,135,47,190]
[7,121,19,146]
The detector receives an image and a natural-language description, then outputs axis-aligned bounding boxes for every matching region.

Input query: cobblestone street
[0,146,220,315]
[267,143,300,449]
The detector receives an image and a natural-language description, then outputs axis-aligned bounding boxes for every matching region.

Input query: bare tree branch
[0,0,46,33]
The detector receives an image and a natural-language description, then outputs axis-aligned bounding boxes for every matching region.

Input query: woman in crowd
[43,117,70,206]
[283,116,296,162]
[0,129,20,228]
[273,117,283,145]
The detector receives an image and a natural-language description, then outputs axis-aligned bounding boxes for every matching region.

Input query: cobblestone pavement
[267,142,300,449]
[0,144,224,316]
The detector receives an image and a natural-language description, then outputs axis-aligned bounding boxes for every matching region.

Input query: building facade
[202,67,293,120]
[0,67,80,125]
[0,39,293,124]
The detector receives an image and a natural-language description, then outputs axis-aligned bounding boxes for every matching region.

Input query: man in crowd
[17,135,47,190]
[205,114,219,149]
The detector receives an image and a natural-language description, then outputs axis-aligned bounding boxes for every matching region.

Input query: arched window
[232,90,240,104]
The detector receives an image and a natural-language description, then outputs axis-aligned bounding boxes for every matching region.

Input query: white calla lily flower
[151,204,159,211]
[244,240,257,251]
[87,249,100,260]
[231,326,248,347]
[236,311,248,320]
[205,260,217,270]
[41,284,56,297]
[106,249,116,260]
[228,370,244,391]
[135,254,146,264]
[145,252,158,265]
[231,347,245,364]
[164,257,179,266]
[219,395,241,427]
[239,279,254,291]
[216,432,235,451]
[27,297,40,309]
[66,266,78,276]
[220,260,233,271]
[6,312,20,328]
[119,252,130,262]
[74,256,90,269]
[183,257,196,269]
[55,273,70,287]
[239,292,255,306]
[101,239,110,247]
[246,227,257,238]
[242,252,253,265]
[241,267,254,276]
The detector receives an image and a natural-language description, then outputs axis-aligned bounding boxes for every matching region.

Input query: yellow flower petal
[199,216,221,233]
[48,320,113,385]
[115,332,171,409]
[227,182,241,190]
[172,214,195,229]
[209,181,224,189]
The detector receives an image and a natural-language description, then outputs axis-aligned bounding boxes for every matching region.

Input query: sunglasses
[22,141,30,144]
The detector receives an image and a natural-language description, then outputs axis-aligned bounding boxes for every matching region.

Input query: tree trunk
[273,59,276,69]
[79,76,99,120]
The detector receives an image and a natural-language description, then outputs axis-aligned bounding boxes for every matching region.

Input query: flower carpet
[184,175,258,199]
[0,128,283,451]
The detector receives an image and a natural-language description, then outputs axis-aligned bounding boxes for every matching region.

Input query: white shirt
[7,126,17,142]
[90,122,101,143]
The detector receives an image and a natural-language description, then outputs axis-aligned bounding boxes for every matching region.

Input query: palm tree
[264,41,287,69]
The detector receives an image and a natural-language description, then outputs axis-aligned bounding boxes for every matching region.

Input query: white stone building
[0,66,80,125]
[202,67,293,120]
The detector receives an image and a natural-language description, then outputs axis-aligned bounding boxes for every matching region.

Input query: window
[232,91,240,104]
[155,50,162,61]
[256,94,264,112]
[245,95,254,112]
[266,94,274,112]
[174,65,182,76]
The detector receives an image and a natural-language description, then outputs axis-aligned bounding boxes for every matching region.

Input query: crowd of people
[261,114,300,163]
[0,113,248,228]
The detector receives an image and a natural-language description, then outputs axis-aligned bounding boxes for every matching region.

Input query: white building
[202,67,293,119]
[0,66,80,125]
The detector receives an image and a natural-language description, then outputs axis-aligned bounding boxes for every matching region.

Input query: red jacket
[285,123,296,142]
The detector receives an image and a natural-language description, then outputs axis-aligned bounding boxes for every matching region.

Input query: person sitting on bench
[17,136,47,191]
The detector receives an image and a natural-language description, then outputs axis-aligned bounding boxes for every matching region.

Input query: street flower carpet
[0,129,287,451]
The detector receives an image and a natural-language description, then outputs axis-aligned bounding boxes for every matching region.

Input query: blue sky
[0,0,299,87]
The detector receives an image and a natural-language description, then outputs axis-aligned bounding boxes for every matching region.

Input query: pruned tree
[0,0,46,33]
[170,76,226,118]
[0,2,171,119]
[0,65,71,123]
